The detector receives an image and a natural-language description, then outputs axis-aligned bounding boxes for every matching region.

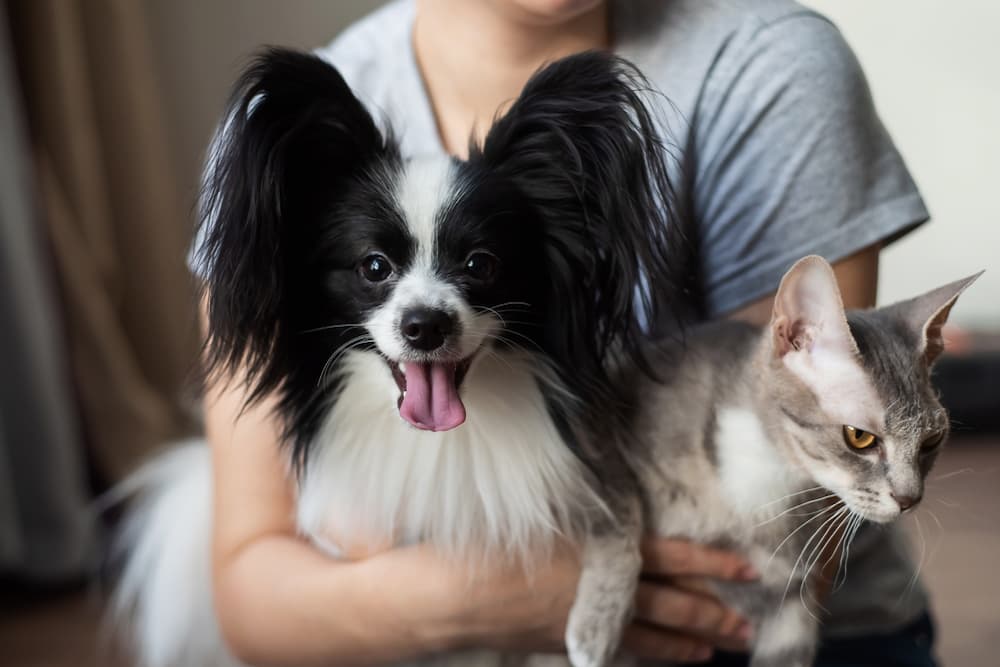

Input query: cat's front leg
[565,496,643,667]
[748,598,818,667]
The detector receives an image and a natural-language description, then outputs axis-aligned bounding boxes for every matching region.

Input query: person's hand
[433,536,755,663]
[624,537,757,662]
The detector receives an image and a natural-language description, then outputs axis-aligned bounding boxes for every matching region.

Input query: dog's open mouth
[387,357,473,432]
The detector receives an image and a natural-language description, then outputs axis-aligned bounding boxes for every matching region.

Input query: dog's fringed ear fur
[196,48,396,401]
[473,51,688,406]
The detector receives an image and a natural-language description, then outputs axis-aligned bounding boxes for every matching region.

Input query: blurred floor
[901,436,1000,666]
[0,588,126,667]
[0,435,997,667]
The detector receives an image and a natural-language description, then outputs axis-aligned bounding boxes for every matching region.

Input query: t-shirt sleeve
[692,12,929,317]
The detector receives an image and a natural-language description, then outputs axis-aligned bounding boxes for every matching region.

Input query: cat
[628,255,979,667]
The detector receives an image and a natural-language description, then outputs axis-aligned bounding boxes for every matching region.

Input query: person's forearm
[215,536,467,667]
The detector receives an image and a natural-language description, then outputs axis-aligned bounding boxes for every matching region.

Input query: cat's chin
[846,502,900,524]
[870,509,904,524]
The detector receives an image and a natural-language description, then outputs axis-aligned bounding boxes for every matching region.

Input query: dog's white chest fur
[296,350,598,561]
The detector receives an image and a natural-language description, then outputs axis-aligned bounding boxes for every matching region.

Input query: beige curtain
[7,0,199,482]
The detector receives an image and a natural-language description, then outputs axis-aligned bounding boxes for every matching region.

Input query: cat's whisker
[924,507,945,534]
[905,507,945,603]
[831,514,855,592]
[899,513,928,605]
[833,514,864,592]
[797,507,850,618]
[932,497,961,509]
[766,502,842,570]
[753,485,826,511]
[816,509,855,585]
[780,505,844,593]
[930,467,975,482]
[754,493,838,528]
[781,505,846,613]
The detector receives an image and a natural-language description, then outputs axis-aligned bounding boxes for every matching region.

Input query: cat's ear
[770,255,858,360]
[889,271,982,366]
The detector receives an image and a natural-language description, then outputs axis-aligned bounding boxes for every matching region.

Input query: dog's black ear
[473,51,687,396]
[197,48,395,398]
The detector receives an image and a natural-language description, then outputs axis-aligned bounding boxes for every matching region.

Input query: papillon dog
[112,48,686,667]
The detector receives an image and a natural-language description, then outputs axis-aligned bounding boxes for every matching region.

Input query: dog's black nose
[401,308,454,351]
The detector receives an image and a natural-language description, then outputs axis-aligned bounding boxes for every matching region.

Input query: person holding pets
[194,1,933,665]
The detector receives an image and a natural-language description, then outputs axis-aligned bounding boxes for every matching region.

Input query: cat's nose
[891,492,921,511]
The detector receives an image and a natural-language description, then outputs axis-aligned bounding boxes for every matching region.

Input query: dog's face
[198,49,683,464]
[320,157,547,431]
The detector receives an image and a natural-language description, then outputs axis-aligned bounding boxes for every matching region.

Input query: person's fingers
[641,537,758,581]
[634,581,751,648]
[622,623,714,663]
[671,574,719,597]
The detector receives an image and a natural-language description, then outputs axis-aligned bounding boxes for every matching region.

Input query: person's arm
[728,245,880,324]
[203,292,579,666]
[202,295,754,665]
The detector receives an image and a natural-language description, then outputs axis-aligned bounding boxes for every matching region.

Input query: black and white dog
[113,48,685,667]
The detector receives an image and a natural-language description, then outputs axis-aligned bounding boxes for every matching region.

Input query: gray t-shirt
[193,0,931,640]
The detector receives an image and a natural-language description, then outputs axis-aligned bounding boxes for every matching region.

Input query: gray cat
[630,255,979,666]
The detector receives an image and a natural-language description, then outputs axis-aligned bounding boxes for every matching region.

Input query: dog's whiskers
[300,322,365,334]
[317,334,373,389]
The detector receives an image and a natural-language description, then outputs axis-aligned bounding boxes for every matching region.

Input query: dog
[112,48,686,667]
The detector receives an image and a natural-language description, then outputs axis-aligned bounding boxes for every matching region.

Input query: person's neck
[413,0,609,156]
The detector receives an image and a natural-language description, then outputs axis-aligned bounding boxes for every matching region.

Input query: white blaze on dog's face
[201,49,683,451]
[358,156,544,431]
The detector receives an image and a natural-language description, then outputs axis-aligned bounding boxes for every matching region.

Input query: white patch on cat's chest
[716,407,809,516]
[754,601,813,658]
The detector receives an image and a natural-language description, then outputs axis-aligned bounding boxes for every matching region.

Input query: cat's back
[630,318,762,456]
[649,318,762,394]
[633,319,764,539]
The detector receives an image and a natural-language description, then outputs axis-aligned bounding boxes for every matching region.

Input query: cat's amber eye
[843,425,878,450]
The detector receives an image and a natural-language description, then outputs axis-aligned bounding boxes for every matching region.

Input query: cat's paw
[565,610,622,667]
[564,559,637,667]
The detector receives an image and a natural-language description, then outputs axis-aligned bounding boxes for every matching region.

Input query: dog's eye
[464,252,499,283]
[360,254,393,282]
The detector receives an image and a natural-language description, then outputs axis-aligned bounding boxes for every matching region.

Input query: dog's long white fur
[299,351,604,563]
[112,352,602,667]
[112,442,241,667]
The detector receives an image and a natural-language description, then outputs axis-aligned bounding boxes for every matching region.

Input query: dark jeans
[706,613,938,667]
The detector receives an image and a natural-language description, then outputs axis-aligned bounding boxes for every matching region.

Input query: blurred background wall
[142,0,382,224]
[804,0,999,328]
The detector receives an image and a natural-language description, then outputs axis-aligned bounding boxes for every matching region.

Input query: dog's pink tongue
[399,362,466,431]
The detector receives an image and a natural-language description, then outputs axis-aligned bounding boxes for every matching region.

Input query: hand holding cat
[628,538,757,661]
[442,535,755,663]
